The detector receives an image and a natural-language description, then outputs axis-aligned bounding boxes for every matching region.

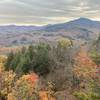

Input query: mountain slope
[44,18,100,32]
[43,18,100,40]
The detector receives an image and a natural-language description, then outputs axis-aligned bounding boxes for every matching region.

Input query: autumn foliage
[0,41,100,100]
[74,47,98,80]
[73,47,100,100]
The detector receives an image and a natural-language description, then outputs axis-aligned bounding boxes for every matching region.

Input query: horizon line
[0,17,100,26]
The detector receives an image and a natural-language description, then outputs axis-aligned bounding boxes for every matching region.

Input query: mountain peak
[75,17,92,22]
[79,17,91,20]
[67,17,94,26]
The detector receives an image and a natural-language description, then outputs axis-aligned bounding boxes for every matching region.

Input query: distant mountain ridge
[0,25,43,34]
[0,18,100,33]
[42,18,100,40]
[43,18,100,32]
[0,18,100,46]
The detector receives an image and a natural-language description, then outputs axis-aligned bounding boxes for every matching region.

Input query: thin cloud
[0,0,100,25]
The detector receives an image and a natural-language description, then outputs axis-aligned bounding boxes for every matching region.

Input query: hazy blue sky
[0,0,100,25]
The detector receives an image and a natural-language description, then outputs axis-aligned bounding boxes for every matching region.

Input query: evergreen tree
[5,51,14,70]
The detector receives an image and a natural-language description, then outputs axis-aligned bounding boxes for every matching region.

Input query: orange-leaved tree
[74,47,98,81]
[73,47,100,100]
[7,73,39,100]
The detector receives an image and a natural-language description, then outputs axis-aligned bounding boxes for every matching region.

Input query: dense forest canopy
[0,36,99,100]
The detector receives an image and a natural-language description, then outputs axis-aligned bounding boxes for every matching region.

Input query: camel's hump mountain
[43,18,100,32]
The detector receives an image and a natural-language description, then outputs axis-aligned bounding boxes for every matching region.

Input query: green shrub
[5,43,51,76]
[73,91,100,100]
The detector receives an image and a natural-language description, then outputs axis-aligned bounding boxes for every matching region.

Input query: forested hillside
[0,37,100,100]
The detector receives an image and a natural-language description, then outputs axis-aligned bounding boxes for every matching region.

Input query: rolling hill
[0,18,100,46]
